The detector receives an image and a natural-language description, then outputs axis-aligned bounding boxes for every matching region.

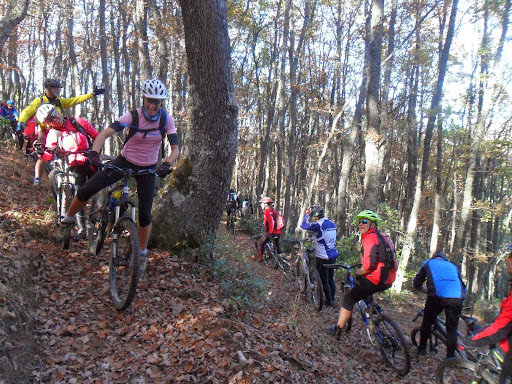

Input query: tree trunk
[152,0,238,261]
[363,0,384,208]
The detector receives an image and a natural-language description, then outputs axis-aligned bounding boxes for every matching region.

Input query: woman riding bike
[60,79,180,274]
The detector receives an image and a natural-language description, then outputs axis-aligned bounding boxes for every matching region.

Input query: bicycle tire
[109,218,140,311]
[296,258,307,294]
[373,313,411,376]
[310,268,324,311]
[263,243,277,268]
[88,190,109,256]
[436,358,483,384]
[48,168,61,208]
[340,278,353,330]
[61,184,75,250]
[229,214,236,235]
[278,257,294,282]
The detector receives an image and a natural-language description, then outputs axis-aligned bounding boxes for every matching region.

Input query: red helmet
[259,197,273,204]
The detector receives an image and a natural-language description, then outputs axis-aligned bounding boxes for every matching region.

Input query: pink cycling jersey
[118,108,176,166]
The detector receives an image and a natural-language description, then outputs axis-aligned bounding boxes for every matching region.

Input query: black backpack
[124,110,167,145]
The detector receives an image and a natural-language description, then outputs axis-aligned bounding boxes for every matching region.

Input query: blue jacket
[1,105,18,122]
[413,255,466,299]
[300,215,339,260]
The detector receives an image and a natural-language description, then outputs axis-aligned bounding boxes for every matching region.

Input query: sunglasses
[144,97,163,105]
[359,219,369,224]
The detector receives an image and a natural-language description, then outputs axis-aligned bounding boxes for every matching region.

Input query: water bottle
[109,190,122,209]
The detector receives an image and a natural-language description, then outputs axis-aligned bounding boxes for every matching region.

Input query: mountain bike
[436,345,503,384]
[35,145,88,248]
[411,308,482,361]
[284,238,324,311]
[252,234,294,281]
[326,263,411,376]
[87,162,165,311]
[227,207,238,235]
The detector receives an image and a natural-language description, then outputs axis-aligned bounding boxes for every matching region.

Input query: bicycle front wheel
[60,183,75,250]
[436,358,480,384]
[296,258,307,294]
[88,189,108,256]
[279,257,294,282]
[310,268,324,311]
[109,218,140,311]
[373,314,411,376]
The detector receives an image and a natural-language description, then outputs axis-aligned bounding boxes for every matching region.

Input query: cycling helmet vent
[355,209,380,226]
[141,79,168,99]
[36,103,57,123]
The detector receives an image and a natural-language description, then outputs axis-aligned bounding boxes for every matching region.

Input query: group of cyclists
[247,198,512,382]
[4,76,512,381]
[2,78,179,274]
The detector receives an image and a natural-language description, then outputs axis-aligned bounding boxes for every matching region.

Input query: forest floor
[0,143,480,384]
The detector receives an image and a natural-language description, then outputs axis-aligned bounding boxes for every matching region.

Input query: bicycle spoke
[436,358,479,384]
[374,314,411,376]
[109,219,139,310]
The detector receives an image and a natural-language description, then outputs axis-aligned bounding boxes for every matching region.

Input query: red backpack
[273,210,285,231]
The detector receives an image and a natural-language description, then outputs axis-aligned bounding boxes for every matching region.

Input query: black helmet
[44,79,63,88]
[229,188,235,193]
[433,251,448,260]
[310,206,325,219]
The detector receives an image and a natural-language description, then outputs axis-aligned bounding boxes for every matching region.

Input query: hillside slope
[0,144,442,383]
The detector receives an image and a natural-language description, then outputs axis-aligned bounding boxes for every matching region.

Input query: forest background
[0,0,511,305]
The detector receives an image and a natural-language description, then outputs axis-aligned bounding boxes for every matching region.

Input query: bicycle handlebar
[324,263,363,270]
[101,162,159,177]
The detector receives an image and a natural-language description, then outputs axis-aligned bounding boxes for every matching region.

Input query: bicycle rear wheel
[436,358,480,384]
[109,218,140,311]
[310,268,324,311]
[373,314,411,376]
[88,189,108,256]
[263,244,277,268]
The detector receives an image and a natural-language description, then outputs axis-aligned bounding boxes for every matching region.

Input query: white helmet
[36,103,58,123]
[141,79,168,99]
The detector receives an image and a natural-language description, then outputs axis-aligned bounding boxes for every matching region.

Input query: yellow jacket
[18,93,95,123]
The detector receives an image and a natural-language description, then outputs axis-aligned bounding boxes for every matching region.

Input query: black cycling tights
[76,155,156,227]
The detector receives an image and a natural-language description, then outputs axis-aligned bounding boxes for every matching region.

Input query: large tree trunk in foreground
[151,0,238,261]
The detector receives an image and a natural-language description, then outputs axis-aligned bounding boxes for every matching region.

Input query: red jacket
[263,207,281,235]
[470,288,512,353]
[361,227,396,286]
[40,117,99,167]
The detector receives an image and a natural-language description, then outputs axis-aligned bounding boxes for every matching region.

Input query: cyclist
[467,244,512,383]
[225,188,241,226]
[34,104,100,241]
[0,99,23,150]
[241,197,253,217]
[413,251,466,358]
[60,79,179,274]
[17,79,105,186]
[300,205,339,307]
[327,210,395,338]
[255,197,282,262]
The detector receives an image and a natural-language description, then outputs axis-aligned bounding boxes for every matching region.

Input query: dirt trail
[0,146,441,383]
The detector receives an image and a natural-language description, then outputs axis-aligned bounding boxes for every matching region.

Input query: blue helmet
[5,100,14,106]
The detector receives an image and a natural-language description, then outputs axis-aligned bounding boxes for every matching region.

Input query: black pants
[76,155,156,227]
[342,277,391,310]
[316,258,336,305]
[419,296,463,358]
